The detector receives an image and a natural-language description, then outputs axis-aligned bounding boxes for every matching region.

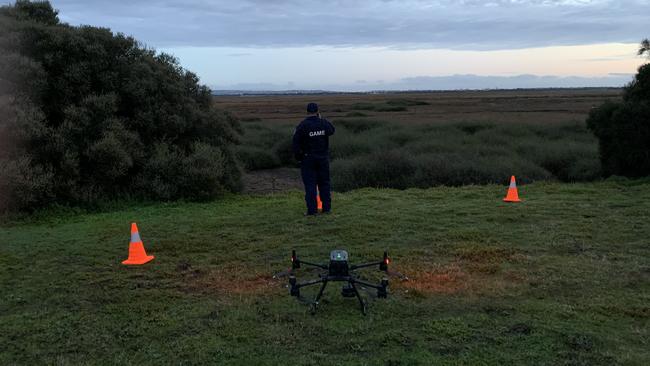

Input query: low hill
[1,181,649,365]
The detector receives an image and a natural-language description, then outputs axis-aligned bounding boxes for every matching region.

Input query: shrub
[0,156,54,212]
[456,122,494,135]
[236,145,281,170]
[344,111,369,117]
[331,150,416,191]
[0,1,241,212]
[413,153,551,187]
[350,102,408,112]
[587,61,650,178]
[335,118,386,133]
[240,117,602,188]
[375,105,407,112]
[330,131,374,160]
[624,63,650,102]
[518,140,599,182]
[273,138,295,166]
[386,98,429,106]
[374,128,419,147]
[404,139,460,155]
[350,102,376,111]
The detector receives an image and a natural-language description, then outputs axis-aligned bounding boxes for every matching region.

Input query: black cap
[307,102,319,113]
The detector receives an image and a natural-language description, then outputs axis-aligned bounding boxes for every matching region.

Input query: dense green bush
[239,114,600,191]
[332,150,417,191]
[386,98,429,106]
[587,61,650,178]
[0,1,241,213]
[237,146,281,170]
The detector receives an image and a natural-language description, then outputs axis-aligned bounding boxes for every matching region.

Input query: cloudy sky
[45,0,650,90]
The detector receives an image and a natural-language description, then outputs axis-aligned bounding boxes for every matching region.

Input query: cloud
[51,0,650,50]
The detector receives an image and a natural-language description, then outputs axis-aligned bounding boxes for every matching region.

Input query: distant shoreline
[212,87,623,96]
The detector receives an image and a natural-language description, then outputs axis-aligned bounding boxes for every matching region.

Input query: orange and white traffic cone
[503,176,522,202]
[122,223,154,265]
[316,188,323,213]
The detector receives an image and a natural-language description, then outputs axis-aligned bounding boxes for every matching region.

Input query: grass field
[2,179,649,365]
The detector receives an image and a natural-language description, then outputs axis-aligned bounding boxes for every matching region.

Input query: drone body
[285,249,394,314]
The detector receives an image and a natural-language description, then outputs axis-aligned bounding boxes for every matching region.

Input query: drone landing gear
[311,280,366,315]
[290,275,385,315]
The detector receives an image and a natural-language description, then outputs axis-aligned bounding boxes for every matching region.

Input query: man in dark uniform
[292,102,335,215]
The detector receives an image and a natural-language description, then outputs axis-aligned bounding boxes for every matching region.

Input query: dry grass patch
[177,261,279,297]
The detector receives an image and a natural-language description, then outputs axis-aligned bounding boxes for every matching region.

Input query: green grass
[1,180,649,365]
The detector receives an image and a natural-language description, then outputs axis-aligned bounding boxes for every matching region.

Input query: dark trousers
[300,156,331,214]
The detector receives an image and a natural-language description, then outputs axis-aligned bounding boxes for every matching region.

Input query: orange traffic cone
[503,176,522,202]
[316,188,323,213]
[122,223,154,265]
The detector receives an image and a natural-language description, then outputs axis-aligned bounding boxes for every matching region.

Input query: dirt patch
[188,271,278,296]
[397,263,469,294]
[396,256,528,296]
[178,262,280,297]
[242,167,302,194]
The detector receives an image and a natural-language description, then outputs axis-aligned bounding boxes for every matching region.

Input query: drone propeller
[379,251,389,271]
[272,249,302,278]
[377,251,408,281]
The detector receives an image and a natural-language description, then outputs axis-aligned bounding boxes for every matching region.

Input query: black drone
[276,249,405,314]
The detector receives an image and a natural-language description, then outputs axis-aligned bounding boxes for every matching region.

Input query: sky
[42,0,650,90]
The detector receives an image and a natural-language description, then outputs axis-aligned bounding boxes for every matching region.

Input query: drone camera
[329,249,350,277]
[341,284,356,298]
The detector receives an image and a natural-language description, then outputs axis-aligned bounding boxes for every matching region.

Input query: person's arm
[292,124,304,161]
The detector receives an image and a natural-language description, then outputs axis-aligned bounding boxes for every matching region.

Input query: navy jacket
[292,115,335,160]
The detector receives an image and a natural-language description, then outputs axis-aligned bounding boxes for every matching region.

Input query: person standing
[292,102,335,215]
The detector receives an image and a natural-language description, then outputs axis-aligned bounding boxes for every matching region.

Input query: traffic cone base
[122,223,154,265]
[122,241,155,265]
[317,193,323,213]
[503,175,522,202]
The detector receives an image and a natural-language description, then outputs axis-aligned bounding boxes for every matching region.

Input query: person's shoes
[303,212,317,216]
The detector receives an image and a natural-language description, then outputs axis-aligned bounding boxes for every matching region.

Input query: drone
[275,249,406,314]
